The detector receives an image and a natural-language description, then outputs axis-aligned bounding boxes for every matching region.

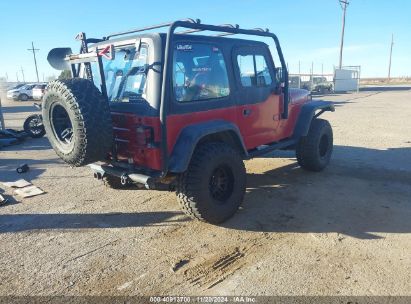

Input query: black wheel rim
[319,134,330,158]
[28,116,43,135]
[50,104,73,146]
[209,165,234,203]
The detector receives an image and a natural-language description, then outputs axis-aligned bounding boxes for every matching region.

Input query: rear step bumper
[88,163,156,189]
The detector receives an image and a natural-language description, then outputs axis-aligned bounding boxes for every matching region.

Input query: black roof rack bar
[105,18,201,40]
[177,23,240,35]
[213,27,269,37]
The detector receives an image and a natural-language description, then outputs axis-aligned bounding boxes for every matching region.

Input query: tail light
[136,126,154,147]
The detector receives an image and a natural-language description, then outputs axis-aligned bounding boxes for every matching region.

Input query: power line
[27,42,40,82]
[338,0,349,69]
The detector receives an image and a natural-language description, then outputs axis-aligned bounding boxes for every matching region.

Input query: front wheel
[176,142,246,224]
[19,94,29,101]
[23,114,45,138]
[296,119,333,172]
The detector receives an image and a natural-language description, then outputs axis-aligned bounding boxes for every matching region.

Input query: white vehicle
[32,83,47,100]
[6,83,37,101]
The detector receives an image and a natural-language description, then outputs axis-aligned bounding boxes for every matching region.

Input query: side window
[237,55,255,87]
[173,43,230,102]
[237,52,273,88]
[255,55,272,86]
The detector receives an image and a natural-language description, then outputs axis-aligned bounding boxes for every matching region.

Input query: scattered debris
[2,179,44,199]
[117,281,133,291]
[0,129,30,149]
[171,259,190,272]
[14,185,45,198]
[0,137,18,147]
[16,164,30,174]
[2,179,32,188]
[0,194,9,206]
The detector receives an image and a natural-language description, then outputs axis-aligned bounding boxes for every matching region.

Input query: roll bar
[76,18,289,177]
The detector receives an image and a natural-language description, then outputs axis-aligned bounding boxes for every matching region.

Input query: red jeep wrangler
[44,19,334,224]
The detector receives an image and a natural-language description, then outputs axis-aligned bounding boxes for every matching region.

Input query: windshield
[91,45,149,103]
[313,77,327,84]
[11,84,25,90]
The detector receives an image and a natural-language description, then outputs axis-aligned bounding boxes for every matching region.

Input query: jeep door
[232,45,283,150]
[167,40,238,153]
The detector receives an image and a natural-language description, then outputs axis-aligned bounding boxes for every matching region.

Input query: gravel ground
[0,87,410,296]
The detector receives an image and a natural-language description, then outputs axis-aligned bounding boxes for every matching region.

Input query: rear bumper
[88,163,158,189]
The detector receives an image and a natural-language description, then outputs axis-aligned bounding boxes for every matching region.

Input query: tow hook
[120,174,129,186]
[94,172,103,180]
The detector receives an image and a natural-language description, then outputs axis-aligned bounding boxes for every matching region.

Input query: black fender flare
[168,120,247,173]
[292,101,335,139]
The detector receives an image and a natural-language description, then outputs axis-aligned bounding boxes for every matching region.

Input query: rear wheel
[176,142,246,224]
[42,78,113,166]
[296,118,333,172]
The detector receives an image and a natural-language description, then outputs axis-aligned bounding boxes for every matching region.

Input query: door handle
[243,109,252,117]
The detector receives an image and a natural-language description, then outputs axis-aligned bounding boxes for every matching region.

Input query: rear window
[34,84,46,89]
[173,43,230,102]
[90,45,149,103]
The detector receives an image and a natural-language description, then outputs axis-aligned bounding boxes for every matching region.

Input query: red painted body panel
[111,112,162,170]
[110,89,310,171]
[235,94,283,149]
[167,107,238,153]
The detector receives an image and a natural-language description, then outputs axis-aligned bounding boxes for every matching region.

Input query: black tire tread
[176,142,246,223]
[296,118,333,172]
[42,78,113,166]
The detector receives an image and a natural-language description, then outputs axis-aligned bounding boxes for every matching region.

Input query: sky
[0,0,410,82]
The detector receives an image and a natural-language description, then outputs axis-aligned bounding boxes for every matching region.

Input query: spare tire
[42,78,113,167]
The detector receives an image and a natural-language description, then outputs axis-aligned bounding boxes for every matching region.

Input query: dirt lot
[0,87,410,296]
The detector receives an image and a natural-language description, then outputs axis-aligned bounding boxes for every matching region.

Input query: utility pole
[16,72,19,82]
[311,61,314,87]
[5,73,8,81]
[388,33,394,82]
[298,60,301,88]
[338,0,349,69]
[27,42,40,82]
[20,67,25,82]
